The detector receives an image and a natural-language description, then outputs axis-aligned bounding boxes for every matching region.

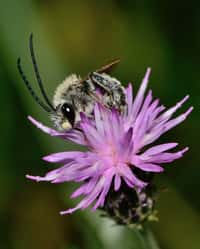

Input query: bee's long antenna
[17,57,52,113]
[29,33,55,111]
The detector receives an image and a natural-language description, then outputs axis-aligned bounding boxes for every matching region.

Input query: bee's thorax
[53,74,81,107]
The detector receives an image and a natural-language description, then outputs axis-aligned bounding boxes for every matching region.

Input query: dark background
[0,1,199,249]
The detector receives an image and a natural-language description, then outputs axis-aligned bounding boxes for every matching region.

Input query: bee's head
[17,34,76,131]
[51,102,76,131]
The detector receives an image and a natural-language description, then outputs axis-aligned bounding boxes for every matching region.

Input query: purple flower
[26,68,193,215]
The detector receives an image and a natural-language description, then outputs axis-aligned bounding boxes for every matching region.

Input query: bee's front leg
[88,72,112,93]
[89,72,126,110]
[83,77,109,107]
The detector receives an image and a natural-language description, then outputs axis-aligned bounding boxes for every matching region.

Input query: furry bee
[17,34,126,131]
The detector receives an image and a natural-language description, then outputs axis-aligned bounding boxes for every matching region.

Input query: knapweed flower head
[27,68,192,225]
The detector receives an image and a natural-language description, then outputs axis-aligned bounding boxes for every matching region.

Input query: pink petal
[80,179,105,209]
[163,107,193,133]
[133,163,164,172]
[28,116,86,145]
[114,175,121,191]
[120,164,147,188]
[80,121,104,148]
[60,205,82,215]
[156,95,189,123]
[92,169,114,209]
[94,104,105,135]
[148,147,189,163]
[43,151,86,163]
[70,183,88,198]
[142,143,178,157]
[131,68,151,120]
[26,174,52,182]
[126,83,133,116]
[120,128,133,154]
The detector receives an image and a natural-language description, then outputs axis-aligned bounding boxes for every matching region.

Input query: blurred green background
[0,1,199,249]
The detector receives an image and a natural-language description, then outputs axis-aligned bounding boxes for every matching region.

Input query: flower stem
[134,226,160,249]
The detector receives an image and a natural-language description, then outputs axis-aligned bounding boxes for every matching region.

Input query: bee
[17,34,126,131]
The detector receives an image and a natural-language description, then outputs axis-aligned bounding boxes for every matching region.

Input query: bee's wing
[95,58,120,74]
[81,58,120,83]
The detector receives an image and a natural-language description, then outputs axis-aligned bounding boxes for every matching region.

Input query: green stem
[134,226,161,249]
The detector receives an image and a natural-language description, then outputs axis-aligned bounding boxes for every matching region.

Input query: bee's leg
[83,77,96,92]
[89,72,126,109]
[88,72,113,93]
[83,78,109,107]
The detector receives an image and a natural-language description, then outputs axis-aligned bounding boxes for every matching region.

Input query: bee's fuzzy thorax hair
[53,74,81,107]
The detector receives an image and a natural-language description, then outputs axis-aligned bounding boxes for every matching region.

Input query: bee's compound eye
[61,103,75,127]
